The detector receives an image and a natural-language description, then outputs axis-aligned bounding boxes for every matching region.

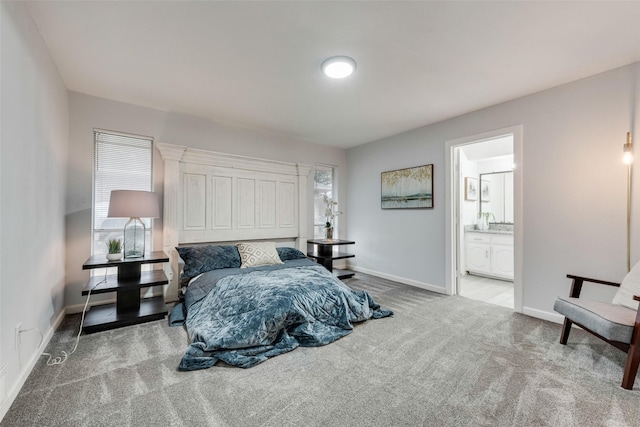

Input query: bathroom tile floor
[459,274,514,309]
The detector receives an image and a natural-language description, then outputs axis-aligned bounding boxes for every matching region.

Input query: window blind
[93,130,153,255]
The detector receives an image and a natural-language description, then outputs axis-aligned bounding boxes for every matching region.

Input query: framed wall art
[481,178,491,202]
[381,164,433,209]
[464,177,477,201]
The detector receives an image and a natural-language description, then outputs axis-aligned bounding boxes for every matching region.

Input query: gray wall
[0,1,69,415]
[65,92,348,309]
[347,63,640,319]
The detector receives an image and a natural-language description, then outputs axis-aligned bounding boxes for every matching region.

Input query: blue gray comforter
[171,259,392,370]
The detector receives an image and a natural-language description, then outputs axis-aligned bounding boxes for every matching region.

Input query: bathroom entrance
[445,126,523,312]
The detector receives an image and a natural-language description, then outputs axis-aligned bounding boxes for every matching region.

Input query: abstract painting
[381,164,433,209]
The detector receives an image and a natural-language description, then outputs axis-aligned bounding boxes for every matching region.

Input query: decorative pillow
[236,242,284,268]
[175,245,241,278]
[612,261,640,310]
[276,246,307,261]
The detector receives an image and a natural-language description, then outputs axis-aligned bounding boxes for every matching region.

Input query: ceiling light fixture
[321,56,357,79]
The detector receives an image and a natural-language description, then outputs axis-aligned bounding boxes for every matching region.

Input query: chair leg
[560,318,572,345]
[622,337,640,390]
[622,346,640,389]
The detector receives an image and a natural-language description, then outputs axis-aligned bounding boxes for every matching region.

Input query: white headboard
[156,142,313,302]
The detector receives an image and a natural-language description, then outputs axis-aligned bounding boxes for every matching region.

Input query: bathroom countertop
[466,229,513,235]
[464,224,513,235]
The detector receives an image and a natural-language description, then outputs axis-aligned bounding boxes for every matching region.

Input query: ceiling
[26,1,640,149]
[461,135,513,161]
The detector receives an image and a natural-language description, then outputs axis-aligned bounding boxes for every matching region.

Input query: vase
[326,227,333,240]
[106,253,122,261]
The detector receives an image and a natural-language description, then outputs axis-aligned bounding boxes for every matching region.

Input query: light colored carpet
[2,273,639,426]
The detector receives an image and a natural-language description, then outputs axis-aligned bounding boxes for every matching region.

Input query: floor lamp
[107,190,160,259]
[624,132,633,271]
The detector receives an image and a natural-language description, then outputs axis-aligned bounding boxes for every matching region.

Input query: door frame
[444,125,524,312]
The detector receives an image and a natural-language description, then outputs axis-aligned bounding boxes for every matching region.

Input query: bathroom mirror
[479,171,513,223]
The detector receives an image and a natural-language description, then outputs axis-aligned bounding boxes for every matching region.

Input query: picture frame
[481,179,490,202]
[464,177,477,201]
[381,164,433,209]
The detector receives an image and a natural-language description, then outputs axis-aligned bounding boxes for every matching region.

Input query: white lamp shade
[107,190,160,218]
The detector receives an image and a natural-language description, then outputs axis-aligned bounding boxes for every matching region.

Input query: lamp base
[123,217,145,259]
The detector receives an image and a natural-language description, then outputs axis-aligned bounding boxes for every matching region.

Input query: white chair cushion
[612,260,640,310]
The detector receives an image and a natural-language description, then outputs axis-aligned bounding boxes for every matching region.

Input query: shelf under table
[82,296,168,334]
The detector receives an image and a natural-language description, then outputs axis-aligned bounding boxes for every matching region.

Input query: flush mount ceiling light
[321,56,357,79]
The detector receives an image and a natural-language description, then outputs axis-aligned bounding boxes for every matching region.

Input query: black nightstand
[81,251,169,333]
[307,239,355,279]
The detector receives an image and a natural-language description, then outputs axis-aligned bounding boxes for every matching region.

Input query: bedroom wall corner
[1,1,69,420]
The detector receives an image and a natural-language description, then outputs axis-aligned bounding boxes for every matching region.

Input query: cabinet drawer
[492,234,513,246]
[465,233,491,244]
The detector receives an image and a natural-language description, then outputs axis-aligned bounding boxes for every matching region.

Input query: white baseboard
[0,308,66,422]
[348,265,446,294]
[65,296,116,314]
[523,306,564,324]
[349,264,566,325]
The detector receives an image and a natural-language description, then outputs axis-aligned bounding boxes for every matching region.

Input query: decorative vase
[106,253,122,261]
[326,227,334,240]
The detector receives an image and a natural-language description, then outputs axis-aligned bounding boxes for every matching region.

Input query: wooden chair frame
[560,274,640,390]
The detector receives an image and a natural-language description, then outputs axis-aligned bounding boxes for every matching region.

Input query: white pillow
[612,261,640,310]
[236,242,284,269]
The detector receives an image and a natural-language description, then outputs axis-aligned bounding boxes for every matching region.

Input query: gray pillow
[176,245,241,278]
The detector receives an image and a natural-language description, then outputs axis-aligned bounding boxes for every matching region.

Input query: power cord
[34,269,107,366]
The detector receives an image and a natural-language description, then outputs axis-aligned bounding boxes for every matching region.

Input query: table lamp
[107,190,160,258]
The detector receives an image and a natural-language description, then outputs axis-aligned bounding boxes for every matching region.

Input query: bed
[169,243,392,370]
[156,144,392,370]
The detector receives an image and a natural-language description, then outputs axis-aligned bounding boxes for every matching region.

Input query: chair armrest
[566,274,621,298]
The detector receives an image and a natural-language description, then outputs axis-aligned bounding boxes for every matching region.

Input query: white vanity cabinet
[465,232,514,280]
[465,233,491,275]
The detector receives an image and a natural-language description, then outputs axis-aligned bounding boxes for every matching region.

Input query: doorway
[444,126,523,312]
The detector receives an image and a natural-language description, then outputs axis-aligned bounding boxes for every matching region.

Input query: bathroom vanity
[465,228,514,281]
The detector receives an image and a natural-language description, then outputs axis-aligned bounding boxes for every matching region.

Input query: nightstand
[307,239,355,279]
[81,251,169,333]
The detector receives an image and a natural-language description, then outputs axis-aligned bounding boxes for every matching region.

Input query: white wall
[347,62,640,318]
[0,1,69,417]
[65,93,347,308]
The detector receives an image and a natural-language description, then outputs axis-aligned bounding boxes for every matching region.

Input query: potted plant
[323,195,343,240]
[106,238,122,261]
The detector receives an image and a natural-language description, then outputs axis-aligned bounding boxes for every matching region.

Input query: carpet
[2,273,639,426]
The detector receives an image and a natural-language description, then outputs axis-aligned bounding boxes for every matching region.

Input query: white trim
[444,125,524,313]
[349,265,446,295]
[523,306,565,324]
[0,309,66,422]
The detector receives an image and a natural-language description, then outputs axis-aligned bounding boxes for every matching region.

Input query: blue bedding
[171,259,392,370]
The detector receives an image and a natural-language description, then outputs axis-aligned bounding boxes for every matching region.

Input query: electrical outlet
[15,323,22,350]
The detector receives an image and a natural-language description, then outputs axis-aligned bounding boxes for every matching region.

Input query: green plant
[106,238,122,254]
[478,212,495,223]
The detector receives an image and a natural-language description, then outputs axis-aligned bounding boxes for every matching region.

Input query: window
[92,130,154,257]
[313,165,336,239]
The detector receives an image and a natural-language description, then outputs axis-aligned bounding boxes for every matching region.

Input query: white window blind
[313,165,336,239]
[93,130,153,256]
